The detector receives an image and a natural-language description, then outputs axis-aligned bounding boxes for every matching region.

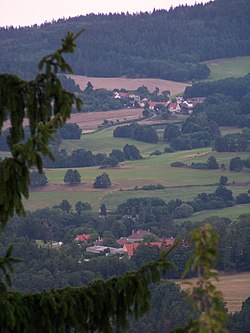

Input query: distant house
[117,229,162,245]
[113,92,130,99]
[122,243,140,257]
[148,102,168,111]
[181,100,194,109]
[139,98,149,108]
[123,239,175,258]
[86,245,125,256]
[168,102,181,114]
[126,229,151,243]
[75,234,91,242]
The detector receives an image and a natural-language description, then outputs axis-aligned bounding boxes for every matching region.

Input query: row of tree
[43,144,142,168]
[30,169,112,188]
[113,123,159,143]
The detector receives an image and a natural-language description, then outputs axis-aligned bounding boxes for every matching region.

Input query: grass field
[175,272,250,313]
[62,127,168,155]
[177,204,250,223]
[24,139,250,212]
[204,56,250,80]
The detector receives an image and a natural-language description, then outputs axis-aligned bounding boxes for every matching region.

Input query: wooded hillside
[0,0,250,81]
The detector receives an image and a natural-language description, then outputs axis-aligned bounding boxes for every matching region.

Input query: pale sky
[0,0,212,27]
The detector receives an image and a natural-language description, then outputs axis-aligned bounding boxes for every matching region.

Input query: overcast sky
[1,0,212,27]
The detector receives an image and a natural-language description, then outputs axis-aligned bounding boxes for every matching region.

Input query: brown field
[175,272,250,313]
[67,108,143,130]
[3,108,143,131]
[69,74,190,95]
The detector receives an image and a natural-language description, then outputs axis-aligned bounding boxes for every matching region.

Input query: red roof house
[75,234,91,242]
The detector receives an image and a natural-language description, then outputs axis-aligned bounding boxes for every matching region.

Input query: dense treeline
[0,123,82,151]
[113,123,159,143]
[163,117,220,151]
[1,0,250,81]
[43,144,142,168]
[184,74,250,129]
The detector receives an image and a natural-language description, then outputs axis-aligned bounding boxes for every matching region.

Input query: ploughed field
[69,74,191,95]
[175,272,250,313]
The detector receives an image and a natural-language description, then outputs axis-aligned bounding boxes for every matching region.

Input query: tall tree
[64,169,81,185]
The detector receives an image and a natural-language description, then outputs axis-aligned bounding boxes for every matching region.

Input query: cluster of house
[75,229,176,258]
[113,91,205,115]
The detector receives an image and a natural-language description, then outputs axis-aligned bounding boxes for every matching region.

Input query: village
[113,90,205,115]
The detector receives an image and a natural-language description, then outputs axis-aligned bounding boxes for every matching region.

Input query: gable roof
[75,234,91,242]
[123,243,140,256]
[123,238,176,256]
[127,229,150,241]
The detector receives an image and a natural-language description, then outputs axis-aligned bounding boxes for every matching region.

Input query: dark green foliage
[109,149,125,162]
[29,170,48,187]
[235,192,250,204]
[75,201,92,214]
[0,251,174,333]
[229,157,244,172]
[164,124,181,142]
[2,1,250,82]
[185,75,250,130]
[132,244,161,267]
[58,75,82,93]
[127,283,194,333]
[141,184,164,191]
[150,150,162,156]
[219,176,228,186]
[59,123,82,139]
[80,86,122,112]
[93,172,111,189]
[214,186,234,203]
[189,162,209,170]
[123,144,142,160]
[170,162,186,168]
[114,123,158,144]
[207,155,219,169]
[174,203,194,219]
[100,203,107,216]
[56,199,72,213]
[69,149,96,167]
[63,169,81,185]
[215,134,248,152]
[229,297,250,333]
[0,30,83,228]
[100,156,119,167]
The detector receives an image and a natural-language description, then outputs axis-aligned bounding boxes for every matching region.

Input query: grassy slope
[25,129,250,212]
[204,56,250,80]
[177,204,250,224]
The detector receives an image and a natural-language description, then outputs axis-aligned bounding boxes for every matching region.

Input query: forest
[0,0,250,81]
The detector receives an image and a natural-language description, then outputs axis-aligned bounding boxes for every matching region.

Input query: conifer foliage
[0,30,175,333]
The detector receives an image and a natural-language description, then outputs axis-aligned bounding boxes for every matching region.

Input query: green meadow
[177,204,250,223]
[61,127,168,156]
[24,129,250,213]
[204,56,250,80]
